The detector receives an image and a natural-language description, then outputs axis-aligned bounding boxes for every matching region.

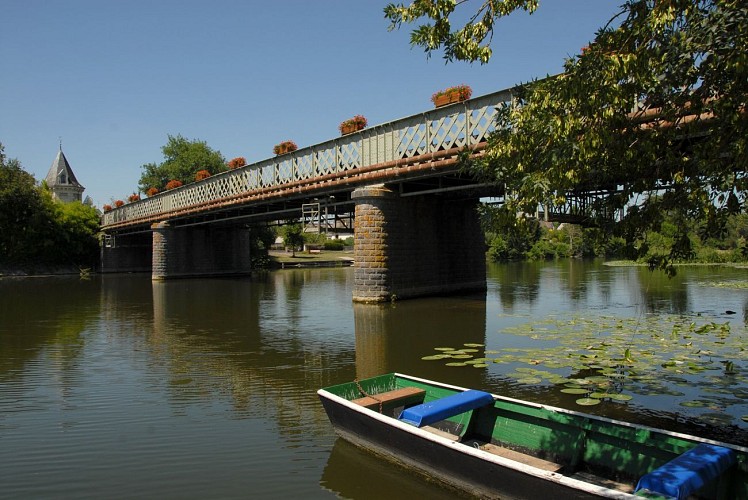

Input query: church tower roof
[45,148,84,189]
[45,146,85,203]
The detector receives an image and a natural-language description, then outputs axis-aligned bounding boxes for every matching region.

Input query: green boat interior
[325,373,748,499]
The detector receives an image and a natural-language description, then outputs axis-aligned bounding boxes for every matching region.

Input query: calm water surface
[1,261,747,499]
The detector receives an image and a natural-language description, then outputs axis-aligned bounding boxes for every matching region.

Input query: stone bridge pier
[352,184,486,303]
[151,222,252,280]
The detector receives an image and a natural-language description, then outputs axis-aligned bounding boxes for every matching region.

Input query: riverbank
[0,264,92,278]
[268,249,353,268]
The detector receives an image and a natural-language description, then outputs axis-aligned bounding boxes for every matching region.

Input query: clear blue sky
[1,1,623,207]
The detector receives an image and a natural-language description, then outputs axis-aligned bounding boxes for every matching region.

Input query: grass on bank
[268,249,353,264]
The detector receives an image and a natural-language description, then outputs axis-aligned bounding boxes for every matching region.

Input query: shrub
[324,239,345,251]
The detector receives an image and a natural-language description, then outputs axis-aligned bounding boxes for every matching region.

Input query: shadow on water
[320,438,468,500]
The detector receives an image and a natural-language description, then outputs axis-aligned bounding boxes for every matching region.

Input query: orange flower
[227,157,247,169]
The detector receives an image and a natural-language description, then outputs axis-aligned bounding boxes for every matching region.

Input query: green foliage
[249,225,276,269]
[439,0,748,273]
[0,146,48,264]
[138,135,226,193]
[51,198,101,264]
[0,143,100,268]
[303,232,328,246]
[323,239,345,251]
[480,197,748,264]
[385,0,538,64]
[280,222,305,257]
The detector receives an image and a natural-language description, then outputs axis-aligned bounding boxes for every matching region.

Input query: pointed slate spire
[45,147,85,202]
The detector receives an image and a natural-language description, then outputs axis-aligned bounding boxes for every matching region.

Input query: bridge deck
[102,89,511,231]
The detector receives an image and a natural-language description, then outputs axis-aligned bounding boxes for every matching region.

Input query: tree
[0,143,100,268]
[281,222,305,257]
[0,143,47,264]
[138,135,226,193]
[387,0,748,273]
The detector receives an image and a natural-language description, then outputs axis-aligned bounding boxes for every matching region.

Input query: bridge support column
[151,222,252,280]
[352,184,486,303]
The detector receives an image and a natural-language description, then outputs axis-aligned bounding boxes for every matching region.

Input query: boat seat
[635,443,737,500]
[398,389,494,428]
[351,387,426,412]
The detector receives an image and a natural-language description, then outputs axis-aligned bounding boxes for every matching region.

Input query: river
[1,260,746,499]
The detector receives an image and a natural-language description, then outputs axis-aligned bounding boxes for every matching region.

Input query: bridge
[101,86,593,302]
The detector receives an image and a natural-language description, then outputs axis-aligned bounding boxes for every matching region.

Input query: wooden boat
[318,373,748,499]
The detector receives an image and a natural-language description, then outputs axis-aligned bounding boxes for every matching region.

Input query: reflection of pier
[353,296,488,385]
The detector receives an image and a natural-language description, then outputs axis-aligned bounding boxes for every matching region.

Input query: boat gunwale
[390,372,748,454]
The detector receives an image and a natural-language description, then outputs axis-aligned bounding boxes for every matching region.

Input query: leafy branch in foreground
[392,0,748,272]
[385,0,538,64]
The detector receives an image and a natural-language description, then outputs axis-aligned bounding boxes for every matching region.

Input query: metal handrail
[102,88,513,227]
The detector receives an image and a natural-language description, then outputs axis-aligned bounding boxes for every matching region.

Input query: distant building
[45,148,84,203]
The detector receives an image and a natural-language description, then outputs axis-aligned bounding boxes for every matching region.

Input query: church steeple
[45,147,84,203]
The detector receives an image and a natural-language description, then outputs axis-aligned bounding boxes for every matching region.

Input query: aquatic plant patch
[419,314,748,424]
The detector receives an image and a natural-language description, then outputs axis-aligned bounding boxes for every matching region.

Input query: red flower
[195,169,211,181]
[227,157,247,169]
[146,187,159,197]
[339,115,368,134]
[128,193,141,202]
[103,204,112,212]
[273,141,297,155]
[165,180,183,190]
[114,200,124,207]
[431,84,472,105]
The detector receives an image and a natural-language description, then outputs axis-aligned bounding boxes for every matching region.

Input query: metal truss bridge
[101,89,510,233]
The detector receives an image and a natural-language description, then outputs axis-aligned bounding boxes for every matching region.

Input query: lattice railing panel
[338,140,361,171]
[296,154,314,181]
[430,113,468,151]
[276,158,295,184]
[397,119,428,158]
[102,88,513,226]
[316,147,337,175]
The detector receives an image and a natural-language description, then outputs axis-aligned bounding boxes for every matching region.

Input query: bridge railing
[102,88,513,227]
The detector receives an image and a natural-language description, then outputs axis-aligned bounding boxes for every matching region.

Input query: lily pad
[561,388,589,395]
[679,400,709,408]
[608,393,633,402]
[517,377,543,385]
[445,362,467,367]
[421,355,448,361]
[576,398,602,406]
